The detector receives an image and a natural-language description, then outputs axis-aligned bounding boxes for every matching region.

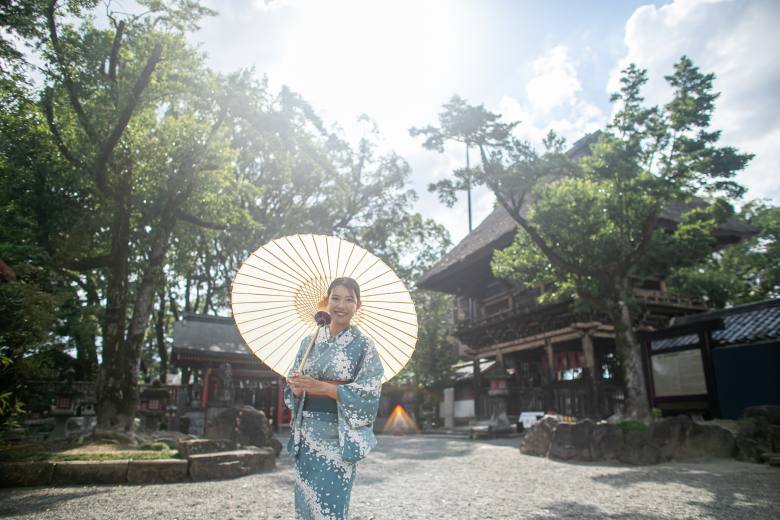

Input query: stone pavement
[1,434,779,519]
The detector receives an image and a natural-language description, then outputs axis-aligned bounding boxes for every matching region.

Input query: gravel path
[1,434,778,519]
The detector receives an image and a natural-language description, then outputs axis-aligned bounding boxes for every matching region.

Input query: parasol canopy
[230,234,417,382]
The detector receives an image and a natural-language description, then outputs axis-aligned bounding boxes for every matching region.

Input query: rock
[151,431,193,450]
[177,438,237,458]
[770,425,780,452]
[127,459,188,484]
[743,405,780,425]
[650,415,693,461]
[758,451,778,463]
[245,446,277,472]
[187,448,275,481]
[684,423,735,459]
[591,423,624,462]
[0,462,54,487]
[206,406,278,454]
[736,416,772,462]
[52,460,129,485]
[619,430,661,466]
[519,416,559,457]
[549,420,594,461]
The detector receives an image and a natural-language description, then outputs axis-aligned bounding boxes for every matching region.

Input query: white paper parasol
[230,234,417,382]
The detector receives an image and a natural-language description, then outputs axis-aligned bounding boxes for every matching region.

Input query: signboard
[652,349,707,397]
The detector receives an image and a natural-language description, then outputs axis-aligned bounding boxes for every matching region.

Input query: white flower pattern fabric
[285,325,384,520]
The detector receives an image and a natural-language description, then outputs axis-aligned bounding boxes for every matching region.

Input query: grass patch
[616,420,649,433]
[0,444,178,462]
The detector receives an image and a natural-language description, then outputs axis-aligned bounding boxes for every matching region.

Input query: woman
[285,277,384,520]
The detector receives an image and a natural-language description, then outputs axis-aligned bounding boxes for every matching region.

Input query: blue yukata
[284,324,384,520]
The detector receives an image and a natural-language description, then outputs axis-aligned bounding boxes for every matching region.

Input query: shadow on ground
[591,462,780,520]
[0,488,109,518]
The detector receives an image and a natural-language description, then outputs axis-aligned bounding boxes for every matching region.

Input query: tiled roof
[172,314,252,357]
[651,299,780,350]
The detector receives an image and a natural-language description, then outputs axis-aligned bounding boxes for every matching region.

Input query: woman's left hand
[288,374,324,395]
[288,374,338,400]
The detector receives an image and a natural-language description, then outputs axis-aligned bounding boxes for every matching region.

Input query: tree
[23,0,250,429]
[423,57,752,419]
[669,201,779,307]
[410,95,517,231]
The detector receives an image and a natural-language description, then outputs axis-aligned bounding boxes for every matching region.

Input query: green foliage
[669,201,780,307]
[485,57,751,310]
[617,419,648,432]
[422,57,753,418]
[1,1,457,417]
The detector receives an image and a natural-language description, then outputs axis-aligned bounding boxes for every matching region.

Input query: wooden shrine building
[418,138,757,421]
[171,314,286,433]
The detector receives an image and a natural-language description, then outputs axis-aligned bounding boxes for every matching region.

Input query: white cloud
[498,46,606,149]
[526,46,582,114]
[610,0,780,203]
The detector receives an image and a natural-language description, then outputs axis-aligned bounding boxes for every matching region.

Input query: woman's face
[327,284,360,328]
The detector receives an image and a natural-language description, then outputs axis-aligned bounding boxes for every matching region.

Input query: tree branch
[60,254,114,271]
[95,44,162,196]
[175,210,226,230]
[478,144,593,278]
[46,0,97,144]
[108,20,125,83]
[42,90,82,168]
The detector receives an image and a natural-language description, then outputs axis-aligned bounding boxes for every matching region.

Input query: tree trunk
[124,210,177,391]
[155,291,168,381]
[96,175,135,430]
[608,281,651,420]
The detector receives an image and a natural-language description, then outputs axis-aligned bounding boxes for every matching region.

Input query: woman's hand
[286,373,339,400]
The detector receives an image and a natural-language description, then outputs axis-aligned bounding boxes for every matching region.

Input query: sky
[186,0,780,246]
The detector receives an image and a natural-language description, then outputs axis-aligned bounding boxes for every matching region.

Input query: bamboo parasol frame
[230,234,418,382]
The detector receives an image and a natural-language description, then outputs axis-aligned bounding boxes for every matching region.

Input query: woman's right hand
[287,371,304,397]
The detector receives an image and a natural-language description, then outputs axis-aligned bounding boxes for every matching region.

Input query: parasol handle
[296,325,322,374]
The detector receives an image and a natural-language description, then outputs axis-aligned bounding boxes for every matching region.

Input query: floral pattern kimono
[284,325,384,520]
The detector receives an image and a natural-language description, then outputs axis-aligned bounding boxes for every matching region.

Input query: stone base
[127,459,188,484]
[188,448,275,481]
[177,438,236,458]
[519,416,559,457]
[0,462,55,487]
[52,460,129,485]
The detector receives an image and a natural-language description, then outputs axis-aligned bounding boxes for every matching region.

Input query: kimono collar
[320,324,356,342]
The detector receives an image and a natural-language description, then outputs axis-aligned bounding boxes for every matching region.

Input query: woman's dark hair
[327,277,361,302]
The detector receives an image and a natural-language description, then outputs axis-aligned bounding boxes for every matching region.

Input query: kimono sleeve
[283,335,310,411]
[336,338,384,429]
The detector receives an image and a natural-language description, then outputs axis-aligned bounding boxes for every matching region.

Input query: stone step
[0,462,55,487]
[177,438,236,458]
[188,448,275,481]
[52,460,129,485]
[127,459,188,484]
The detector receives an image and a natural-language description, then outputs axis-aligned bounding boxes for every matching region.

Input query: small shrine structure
[171,314,285,434]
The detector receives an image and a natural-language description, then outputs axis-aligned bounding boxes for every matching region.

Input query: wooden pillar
[543,339,555,383]
[543,338,555,412]
[698,330,721,419]
[472,357,482,419]
[581,333,595,376]
[580,332,596,417]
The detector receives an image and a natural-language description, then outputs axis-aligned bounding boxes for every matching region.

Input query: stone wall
[520,414,739,466]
